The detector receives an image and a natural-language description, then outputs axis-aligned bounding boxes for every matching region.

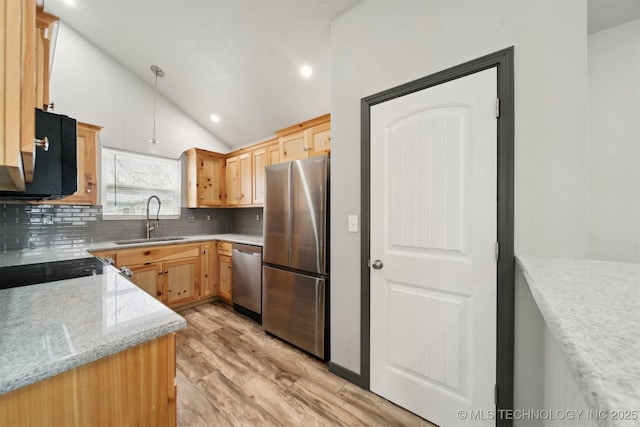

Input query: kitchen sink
[113,236,187,245]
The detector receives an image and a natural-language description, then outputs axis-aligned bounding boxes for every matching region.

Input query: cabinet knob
[200,196,204,199]
[157,291,162,297]
[35,137,49,152]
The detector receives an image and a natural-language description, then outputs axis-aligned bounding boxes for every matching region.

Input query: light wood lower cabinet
[92,241,221,309]
[217,241,233,304]
[218,254,232,304]
[130,263,163,300]
[0,333,177,427]
[200,242,218,298]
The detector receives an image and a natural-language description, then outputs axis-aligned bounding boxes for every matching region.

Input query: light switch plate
[348,215,359,233]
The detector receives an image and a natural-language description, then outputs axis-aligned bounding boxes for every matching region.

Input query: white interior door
[370,67,498,426]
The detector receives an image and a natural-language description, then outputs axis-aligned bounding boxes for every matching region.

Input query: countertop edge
[0,316,186,395]
[515,255,640,423]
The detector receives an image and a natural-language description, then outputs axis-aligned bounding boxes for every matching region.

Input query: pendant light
[149,64,164,146]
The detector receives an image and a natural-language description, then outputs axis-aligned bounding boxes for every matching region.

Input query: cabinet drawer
[117,243,201,266]
[217,241,232,256]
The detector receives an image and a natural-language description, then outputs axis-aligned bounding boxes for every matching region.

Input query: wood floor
[175,301,435,427]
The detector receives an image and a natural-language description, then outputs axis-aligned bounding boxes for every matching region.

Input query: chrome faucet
[146,195,161,239]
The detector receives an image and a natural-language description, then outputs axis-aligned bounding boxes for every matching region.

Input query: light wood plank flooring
[176,301,435,427]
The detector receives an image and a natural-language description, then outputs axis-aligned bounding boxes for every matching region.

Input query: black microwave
[0,109,77,200]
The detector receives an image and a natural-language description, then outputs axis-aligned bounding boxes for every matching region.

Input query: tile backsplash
[0,204,263,252]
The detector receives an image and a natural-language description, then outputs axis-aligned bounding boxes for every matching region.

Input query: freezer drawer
[262,265,326,359]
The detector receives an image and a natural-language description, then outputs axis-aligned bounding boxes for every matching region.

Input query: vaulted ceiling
[45,0,361,149]
[45,0,640,149]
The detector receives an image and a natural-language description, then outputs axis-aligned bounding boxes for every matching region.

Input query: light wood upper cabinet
[1,0,35,191]
[45,121,102,205]
[226,153,252,206]
[276,114,331,163]
[306,122,331,157]
[279,130,307,163]
[35,9,59,111]
[267,142,280,165]
[0,1,60,191]
[184,148,226,208]
[252,147,267,205]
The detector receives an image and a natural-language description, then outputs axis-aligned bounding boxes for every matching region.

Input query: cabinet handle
[119,266,133,278]
[200,196,204,199]
[164,270,169,274]
[158,271,164,275]
[35,137,49,152]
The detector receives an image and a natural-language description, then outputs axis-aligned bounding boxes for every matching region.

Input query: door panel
[263,162,291,267]
[370,68,497,426]
[291,156,328,274]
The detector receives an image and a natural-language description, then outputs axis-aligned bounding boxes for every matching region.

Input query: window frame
[100,147,182,220]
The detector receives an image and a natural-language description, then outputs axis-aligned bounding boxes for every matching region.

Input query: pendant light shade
[150,65,164,146]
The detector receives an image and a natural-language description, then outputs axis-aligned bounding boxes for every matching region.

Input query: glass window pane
[101,148,181,217]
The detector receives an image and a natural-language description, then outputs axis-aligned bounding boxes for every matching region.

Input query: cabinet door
[306,122,331,157]
[226,155,239,206]
[279,131,307,162]
[200,242,218,298]
[252,148,267,205]
[130,263,163,301]
[198,155,225,206]
[238,152,252,205]
[267,143,280,165]
[219,255,232,304]
[164,257,200,306]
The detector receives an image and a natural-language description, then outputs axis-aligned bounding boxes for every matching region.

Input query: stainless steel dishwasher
[232,243,262,323]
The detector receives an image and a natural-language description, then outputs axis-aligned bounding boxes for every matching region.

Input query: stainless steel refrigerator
[262,155,329,359]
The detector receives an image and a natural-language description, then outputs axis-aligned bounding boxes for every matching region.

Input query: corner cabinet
[184,148,226,208]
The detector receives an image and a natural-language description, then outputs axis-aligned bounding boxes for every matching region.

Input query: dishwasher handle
[233,248,262,256]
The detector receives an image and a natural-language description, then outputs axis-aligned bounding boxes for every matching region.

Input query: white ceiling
[45,0,361,149]
[45,0,639,149]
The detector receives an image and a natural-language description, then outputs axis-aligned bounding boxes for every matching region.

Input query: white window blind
[101,148,181,217]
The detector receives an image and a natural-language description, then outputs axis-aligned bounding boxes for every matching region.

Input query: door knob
[371,259,384,270]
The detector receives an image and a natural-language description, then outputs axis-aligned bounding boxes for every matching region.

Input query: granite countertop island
[517,256,640,423]
[0,233,261,395]
[0,263,186,395]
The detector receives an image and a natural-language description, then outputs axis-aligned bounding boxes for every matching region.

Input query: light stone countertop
[517,256,640,422]
[0,264,186,395]
[0,234,263,268]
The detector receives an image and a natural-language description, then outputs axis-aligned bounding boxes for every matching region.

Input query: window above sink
[101,148,181,219]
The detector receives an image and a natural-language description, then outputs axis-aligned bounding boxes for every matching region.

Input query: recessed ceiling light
[62,0,77,6]
[300,65,313,79]
[210,114,220,123]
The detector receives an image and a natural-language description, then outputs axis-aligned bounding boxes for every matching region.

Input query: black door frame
[358,47,515,426]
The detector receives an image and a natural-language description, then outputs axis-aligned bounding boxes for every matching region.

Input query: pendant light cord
[153,70,158,141]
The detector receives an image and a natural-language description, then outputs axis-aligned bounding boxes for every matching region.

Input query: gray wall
[587,19,640,263]
[329,0,588,374]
